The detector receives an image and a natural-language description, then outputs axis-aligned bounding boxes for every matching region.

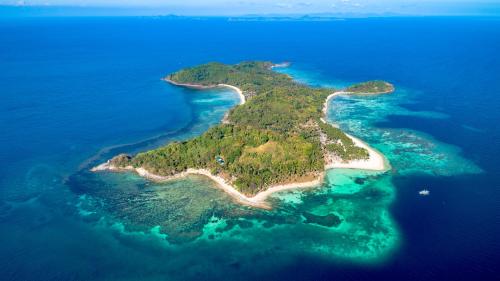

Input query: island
[92,61,393,208]
[345,80,394,94]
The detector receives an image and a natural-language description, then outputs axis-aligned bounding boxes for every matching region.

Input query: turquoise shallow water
[1,17,499,281]
[278,67,483,177]
[69,64,483,267]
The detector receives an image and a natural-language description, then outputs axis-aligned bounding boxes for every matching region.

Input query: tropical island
[93,61,393,208]
[345,80,394,94]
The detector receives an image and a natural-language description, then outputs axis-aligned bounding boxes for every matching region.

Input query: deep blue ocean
[1,16,499,280]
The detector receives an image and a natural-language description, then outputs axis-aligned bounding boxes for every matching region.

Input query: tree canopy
[111,61,384,195]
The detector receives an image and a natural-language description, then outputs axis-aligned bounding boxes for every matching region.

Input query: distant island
[93,61,393,208]
[345,80,394,94]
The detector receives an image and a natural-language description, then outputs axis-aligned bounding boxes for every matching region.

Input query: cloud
[297,2,312,7]
[275,2,293,9]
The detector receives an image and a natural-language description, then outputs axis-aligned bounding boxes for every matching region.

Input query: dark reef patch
[302,212,342,227]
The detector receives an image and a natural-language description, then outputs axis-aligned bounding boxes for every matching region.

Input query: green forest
[345,80,394,94]
[111,61,386,195]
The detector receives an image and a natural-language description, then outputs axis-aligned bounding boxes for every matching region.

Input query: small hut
[215,156,225,166]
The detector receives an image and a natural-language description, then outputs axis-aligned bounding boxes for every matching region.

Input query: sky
[0,0,499,16]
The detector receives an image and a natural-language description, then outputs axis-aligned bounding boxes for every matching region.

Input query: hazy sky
[1,0,499,16]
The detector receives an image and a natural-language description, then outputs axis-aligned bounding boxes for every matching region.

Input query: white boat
[419,189,430,196]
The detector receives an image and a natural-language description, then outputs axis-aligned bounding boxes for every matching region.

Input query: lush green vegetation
[318,120,369,161]
[345,80,394,94]
[168,61,293,99]
[112,61,380,195]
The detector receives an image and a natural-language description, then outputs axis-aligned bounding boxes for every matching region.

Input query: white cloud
[275,2,293,9]
[297,2,312,6]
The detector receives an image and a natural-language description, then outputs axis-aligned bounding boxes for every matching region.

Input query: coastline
[91,162,320,209]
[269,62,291,69]
[324,133,389,171]
[163,78,245,105]
[322,91,390,172]
[92,78,390,209]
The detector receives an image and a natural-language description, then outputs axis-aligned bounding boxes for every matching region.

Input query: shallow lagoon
[71,64,481,266]
[1,17,498,281]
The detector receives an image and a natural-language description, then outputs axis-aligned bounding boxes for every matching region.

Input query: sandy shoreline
[321,91,389,171]
[269,62,291,69]
[92,79,389,209]
[324,133,389,171]
[164,78,245,105]
[91,162,320,209]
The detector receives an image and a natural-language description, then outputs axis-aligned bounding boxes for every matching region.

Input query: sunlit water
[1,17,499,280]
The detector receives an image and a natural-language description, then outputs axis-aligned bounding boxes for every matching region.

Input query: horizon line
[1,4,499,18]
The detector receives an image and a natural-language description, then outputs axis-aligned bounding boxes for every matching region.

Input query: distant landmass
[93,61,393,208]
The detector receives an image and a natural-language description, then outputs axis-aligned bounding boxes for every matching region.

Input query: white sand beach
[324,133,388,171]
[218,83,245,105]
[92,82,389,209]
[164,78,245,105]
[92,162,320,209]
[322,91,389,172]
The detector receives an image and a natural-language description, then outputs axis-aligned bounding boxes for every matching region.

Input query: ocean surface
[1,16,499,280]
